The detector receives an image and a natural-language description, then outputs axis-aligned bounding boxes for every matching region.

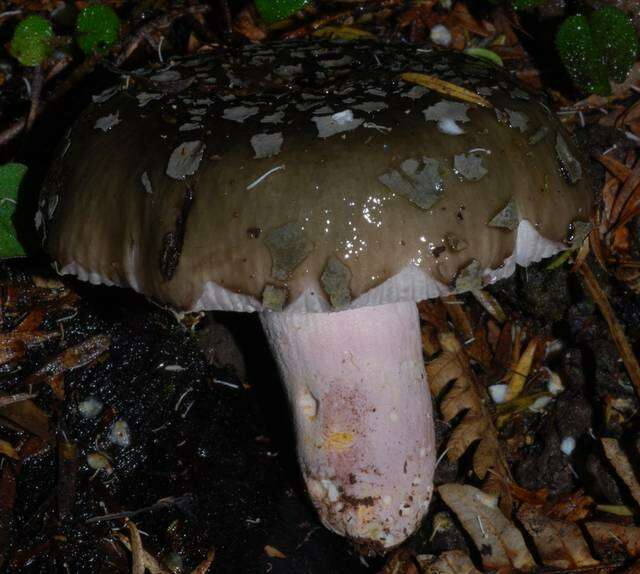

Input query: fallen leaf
[416,550,481,573]
[546,489,594,522]
[264,545,286,558]
[451,3,491,37]
[427,334,511,492]
[601,438,640,508]
[233,8,267,42]
[191,549,215,574]
[439,483,536,571]
[586,521,640,557]
[596,504,634,516]
[26,334,111,385]
[313,25,376,40]
[380,548,420,574]
[114,531,169,574]
[504,338,538,401]
[127,520,145,574]
[0,439,18,460]
[609,158,640,228]
[595,153,632,181]
[517,504,598,568]
[0,392,37,408]
[0,400,51,442]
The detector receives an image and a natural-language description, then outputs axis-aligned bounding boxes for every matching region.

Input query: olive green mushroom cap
[40,41,592,313]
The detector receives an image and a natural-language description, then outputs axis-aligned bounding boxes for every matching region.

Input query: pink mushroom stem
[260,301,435,550]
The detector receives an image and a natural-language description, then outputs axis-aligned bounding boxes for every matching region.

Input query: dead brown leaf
[264,545,286,558]
[609,159,640,228]
[0,400,51,442]
[439,484,535,571]
[504,338,538,401]
[191,549,215,574]
[114,531,169,574]
[596,153,632,181]
[25,334,111,385]
[586,522,640,557]
[427,333,511,493]
[416,550,481,574]
[0,392,37,408]
[602,438,640,508]
[0,439,18,460]
[516,504,598,568]
[546,490,594,522]
[450,3,491,37]
[379,548,419,574]
[127,520,145,574]
[233,8,267,42]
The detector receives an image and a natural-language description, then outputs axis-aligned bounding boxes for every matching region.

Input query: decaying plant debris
[3,0,640,572]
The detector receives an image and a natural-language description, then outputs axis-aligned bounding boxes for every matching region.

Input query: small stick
[578,263,640,397]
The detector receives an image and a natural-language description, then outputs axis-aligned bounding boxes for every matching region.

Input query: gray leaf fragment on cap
[151,69,181,82]
[92,85,120,103]
[528,126,549,146]
[312,110,364,138]
[179,122,203,132]
[166,141,205,180]
[251,133,284,159]
[353,101,388,114]
[454,259,483,293]
[505,109,529,133]
[488,197,518,230]
[403,85,429,100]
[94,112,121,132]
[223,106,259,123]
[423,100,470,135]
[313,106,334,115]
[141,171,153,194]
[296,101,323,112]
[366,88,387,97]
[567,220,592,248]
[321,256,352,310]
[319,55,354,68]
[262,285,287,311]
[47,195,59,219]
[261,111,285,124]
[454,153,487,181]
[445,233,468,252]
[555,133,582,184]
[137,92,163,107]
[275,64,303,78]
[378,157,445,210]
[264,223,314,281]
[511,87,531,100]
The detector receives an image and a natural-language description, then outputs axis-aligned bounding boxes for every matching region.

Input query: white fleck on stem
[260,301,435,549]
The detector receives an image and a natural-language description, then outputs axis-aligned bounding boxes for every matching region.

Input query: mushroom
[39,41,592,551]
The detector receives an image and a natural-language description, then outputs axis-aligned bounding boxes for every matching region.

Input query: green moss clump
[9,15,54,67]
[76,4,121,56]
[591,6,639,83]
[511,0,545,10]
[0,163,27,259]
[556,7,638,95]
[556,14,610,95]
[255,0,309,23]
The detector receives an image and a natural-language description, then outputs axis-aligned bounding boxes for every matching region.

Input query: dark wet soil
[0,267,377,573]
